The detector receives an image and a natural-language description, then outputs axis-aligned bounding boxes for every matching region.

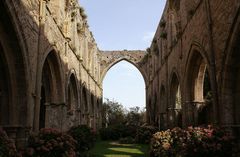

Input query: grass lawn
[88,141,149,157]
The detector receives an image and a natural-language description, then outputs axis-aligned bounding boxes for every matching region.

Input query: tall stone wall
[1,0,240,147]
[0,0,103,147]
[145,0,240,138]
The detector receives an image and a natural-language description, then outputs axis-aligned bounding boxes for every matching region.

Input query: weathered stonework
[145,0,240,140]
[0,0,240,147]
[99,50,147,83]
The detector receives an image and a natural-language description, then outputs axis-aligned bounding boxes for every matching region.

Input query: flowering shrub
[68,125,96,153]
[135,125,158,144]
[150,126,238,157]
[0,128,18,157]
[24,128,77,157]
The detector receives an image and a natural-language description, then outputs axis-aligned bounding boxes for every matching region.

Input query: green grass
[88,141,149,157]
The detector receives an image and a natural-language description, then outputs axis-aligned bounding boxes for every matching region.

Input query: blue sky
[79,0,166,109]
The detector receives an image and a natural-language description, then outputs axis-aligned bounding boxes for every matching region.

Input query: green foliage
[24,128,77,157]
[102,98,126,126]
[126,107,145,126]
[68,125,96,154]
[150,126,239,157]
[102,99,146,128]
[160,32,167,39]
[0,128,18,157]
[135,125,158,144]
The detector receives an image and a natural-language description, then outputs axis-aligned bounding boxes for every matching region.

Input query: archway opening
[67,74,78,112]
[66,74,79,127]
[186,51,213,126]
[40,51,63,129]
[170,73,182,128]
[103,60,146,125]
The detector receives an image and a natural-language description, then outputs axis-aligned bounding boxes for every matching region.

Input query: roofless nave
[0,0,240,146]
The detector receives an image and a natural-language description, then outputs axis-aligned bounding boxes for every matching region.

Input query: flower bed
[0,128,18,157]
[150,126,238,157]
[135,125,158,144]
[68,125,96,153]
[24,128,77,157]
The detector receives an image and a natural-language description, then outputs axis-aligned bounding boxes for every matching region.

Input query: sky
[79,0,166,109]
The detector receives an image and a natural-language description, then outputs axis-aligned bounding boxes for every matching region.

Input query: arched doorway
[170,73,182,128]
[66,73,79,127]
[102,60,146,124]
[40,51,63,129]
[186,50,212,126]
[67,74,78,112]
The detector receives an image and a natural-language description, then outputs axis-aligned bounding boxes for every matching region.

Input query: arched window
[67,74,78,112]
[170,73,182,128]
[186,50,213,126]
[40,51,63,129]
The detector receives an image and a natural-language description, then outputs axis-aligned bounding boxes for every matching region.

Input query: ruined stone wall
[146,0,240,134]
[1,0,240,146]
[0,0,102,146]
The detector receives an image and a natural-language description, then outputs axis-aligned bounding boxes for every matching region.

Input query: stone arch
[39,50,64,129]
[185,46,213,126]
[67,71,79,111]
[0,1,28,129]
[222,10,240,137]
[100,51,147,84]
[102,58,146,84]
[41,51,64,103]
[169,71,182,128]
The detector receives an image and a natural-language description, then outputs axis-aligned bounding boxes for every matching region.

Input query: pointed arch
[41,50,64,103]
[185,45,213,126]
[169,71,182,128]
[39,50,64,129]
[101,58,147,85]
[0,1,29,128]
[67,70,79,111]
